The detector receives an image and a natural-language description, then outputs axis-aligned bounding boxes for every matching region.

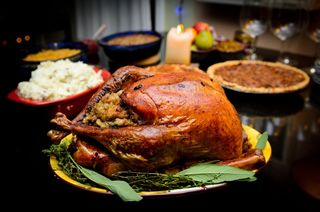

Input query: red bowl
[7,67,111,119]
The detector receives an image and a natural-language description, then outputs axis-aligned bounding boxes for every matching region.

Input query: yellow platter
[49,125,272,197]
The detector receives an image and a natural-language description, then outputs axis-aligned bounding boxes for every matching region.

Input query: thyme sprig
[42,138,89,184]
[112,171,204,192]
[43,135,142,201]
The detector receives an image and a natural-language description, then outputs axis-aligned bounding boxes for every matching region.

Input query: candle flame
[177,24,184,34]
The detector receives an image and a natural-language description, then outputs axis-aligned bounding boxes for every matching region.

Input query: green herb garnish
[133,84,143,90]
[44,134,261,202]
[69,156,142,202]
[42,136,89,183]
[112,171,203,192]
[255,131,268,150]
[43,136,142,202]
[177,163,256,183]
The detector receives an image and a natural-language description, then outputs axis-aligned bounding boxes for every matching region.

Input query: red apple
[193,21,210,33]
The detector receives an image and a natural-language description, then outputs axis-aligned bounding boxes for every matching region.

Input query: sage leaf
[59,134,73,148]
[255,131,268,150]
[69,155,142,202]
[176,163,256,183]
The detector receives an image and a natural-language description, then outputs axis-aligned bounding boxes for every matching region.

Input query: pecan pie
[207,60,310,94]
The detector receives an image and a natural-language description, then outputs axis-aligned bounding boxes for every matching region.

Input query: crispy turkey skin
[49,64,259,176]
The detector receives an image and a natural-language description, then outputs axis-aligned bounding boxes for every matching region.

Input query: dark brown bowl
[216,40,246,61]
[191,48,216,63]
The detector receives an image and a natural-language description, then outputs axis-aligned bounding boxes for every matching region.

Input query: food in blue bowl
[19,41,87,81]
[48,41,88,62]
[98,31,162,62]
[215,40,246,61]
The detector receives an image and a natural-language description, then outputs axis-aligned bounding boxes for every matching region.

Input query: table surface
[2,47,320,210]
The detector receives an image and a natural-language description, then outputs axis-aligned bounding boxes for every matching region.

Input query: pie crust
[207,60,310,94]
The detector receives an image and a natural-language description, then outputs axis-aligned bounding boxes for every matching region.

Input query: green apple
[195,30,214,50]
[191,44,198,51]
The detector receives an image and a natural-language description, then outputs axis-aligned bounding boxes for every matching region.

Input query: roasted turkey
[48,64,265,176]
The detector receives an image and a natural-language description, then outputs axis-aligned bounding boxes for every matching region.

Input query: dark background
[0,1,74,96]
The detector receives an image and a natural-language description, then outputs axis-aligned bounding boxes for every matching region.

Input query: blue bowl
[47,41,88,62]
[19,41,87,81]
[98,31,162,62]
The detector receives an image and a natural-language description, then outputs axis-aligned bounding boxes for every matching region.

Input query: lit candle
[165,24,193,64]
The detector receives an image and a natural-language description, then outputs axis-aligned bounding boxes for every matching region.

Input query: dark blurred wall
[0,1,75,93]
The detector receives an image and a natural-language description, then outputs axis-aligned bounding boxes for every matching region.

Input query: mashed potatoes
[17,59,104,101]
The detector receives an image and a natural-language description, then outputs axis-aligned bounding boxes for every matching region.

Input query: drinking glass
[269,0,306,65]
[306,3,320,74]
[240,0,268,60]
